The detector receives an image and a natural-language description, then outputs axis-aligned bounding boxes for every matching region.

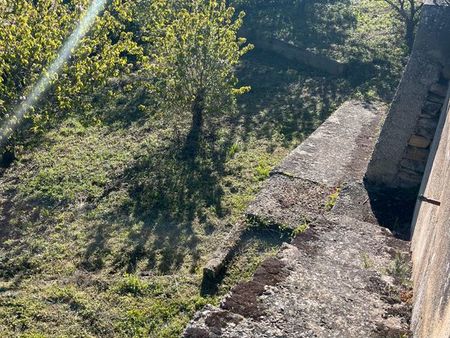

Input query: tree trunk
[191,90,205,134]
[183,89,206,159]
[405,19,415,53]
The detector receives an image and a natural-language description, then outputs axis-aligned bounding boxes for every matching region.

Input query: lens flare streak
[0,0,108,145]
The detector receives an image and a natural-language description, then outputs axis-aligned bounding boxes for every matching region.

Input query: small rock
[408,135,431,149]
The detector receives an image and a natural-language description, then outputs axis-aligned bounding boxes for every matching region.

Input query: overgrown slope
[0,1,408,337]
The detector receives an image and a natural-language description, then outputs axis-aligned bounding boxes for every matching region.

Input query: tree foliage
[0,0,251,153]
[0,0,142,138]
[143,0,252,133]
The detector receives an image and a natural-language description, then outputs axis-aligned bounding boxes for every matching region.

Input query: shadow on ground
[80,123,233,274]
[234,49,353,145]
[200,226,291,296]
[364,181,418,240]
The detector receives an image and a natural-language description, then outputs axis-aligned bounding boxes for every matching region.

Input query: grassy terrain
[0,1,407,337]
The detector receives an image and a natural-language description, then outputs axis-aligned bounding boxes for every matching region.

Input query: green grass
[388,252,412,288]
[0,60,341,336]
[325,187,342,211]
[292,221,310,238]
[0,1,406,335]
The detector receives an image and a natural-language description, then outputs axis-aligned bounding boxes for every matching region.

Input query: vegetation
[0,0,142,145]
[388,252,412,287]
[0,0,414,336]
[325,187,341,211]
[382,0,423,52]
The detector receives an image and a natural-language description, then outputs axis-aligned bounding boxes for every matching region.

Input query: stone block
[422,101,443,116]
[400,159,426,174]
[443,65,450,80]
[416,126,437,140]
[203,223,245,280]
[397,170,422,188]
[409,135,431,148]
[404,146,430,162]
[427,93,445,104]
[417,116,439,129]
[429,83,448,97]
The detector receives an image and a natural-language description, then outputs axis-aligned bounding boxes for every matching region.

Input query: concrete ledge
[203,100,386,280]
[274,101,386,186]
[203,222,245,280]
[247,100,386,229]
[246,175,330,229]
[185,215,411,338]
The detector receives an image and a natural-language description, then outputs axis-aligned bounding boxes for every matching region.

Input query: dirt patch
[221,257,290,319]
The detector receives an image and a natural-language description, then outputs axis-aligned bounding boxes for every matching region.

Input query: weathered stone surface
[421,100,443,116]
[400,159,426,174]
[443,65,450,80]
[246,175,330,229]
[274,101,386,186]
[184,215,411,338]
[411,79,450,337]
[408,135,431,148]
[427,92,445,104]
[404,146,430,162]
[397,171,423,188]
[185,100,411,337]
[366,3,450,187]
[247,100,386,229]
[429,82,448,97]
[415,126,436,140]
[203,223,245,280]
[333,182,417,238]
[416,115,439,130]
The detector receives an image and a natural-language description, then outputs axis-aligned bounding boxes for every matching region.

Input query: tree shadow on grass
[233,49,353,146]
[82,131,229,275]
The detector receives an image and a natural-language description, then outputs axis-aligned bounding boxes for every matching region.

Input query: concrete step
[184,214,411,338]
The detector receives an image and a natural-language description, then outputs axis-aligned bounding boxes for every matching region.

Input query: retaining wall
[366,2,450,189]
[410,87,450,338]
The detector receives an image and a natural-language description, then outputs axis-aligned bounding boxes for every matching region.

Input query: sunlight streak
[0,0,108,146]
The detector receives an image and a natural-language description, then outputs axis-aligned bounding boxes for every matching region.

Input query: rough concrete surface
[410,85,450,337]
[274,101,386,187]
[246,175,330,229]
[184,100,414,337]
[366,3,450,187]
[246,100,386,230]
[185,215,411,338]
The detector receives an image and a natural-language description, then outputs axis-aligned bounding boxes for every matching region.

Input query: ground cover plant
[0,0,415,336]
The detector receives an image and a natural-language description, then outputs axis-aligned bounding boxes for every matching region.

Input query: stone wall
[366,2,450,189]
[183,101,414,338]
[244,31,347,76]
[410,86,450,337]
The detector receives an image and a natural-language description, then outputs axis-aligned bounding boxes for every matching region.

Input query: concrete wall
[411,86,450,337]
[251,36,346,76]
[366,3,450,188]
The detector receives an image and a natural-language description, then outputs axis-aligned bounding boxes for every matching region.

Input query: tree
[383,0,423,52]
[144,0,253,155]
[0,0,143,148]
